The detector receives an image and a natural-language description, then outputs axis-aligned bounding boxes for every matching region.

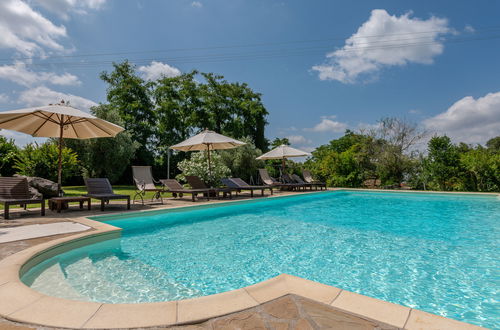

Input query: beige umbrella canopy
[170,129,246,175]
[256,144,311,172]
[0,102,124,194]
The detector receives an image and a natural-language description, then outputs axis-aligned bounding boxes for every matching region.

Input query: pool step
[91,255,200,302]
[59,255,199,303]
[62,257,133,303]
[30,263,87,301]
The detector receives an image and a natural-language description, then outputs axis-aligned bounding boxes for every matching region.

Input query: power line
[1,25,500,64]
[18,34,500,69]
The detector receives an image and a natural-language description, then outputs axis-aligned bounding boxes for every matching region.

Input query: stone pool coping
[0,189,492,329]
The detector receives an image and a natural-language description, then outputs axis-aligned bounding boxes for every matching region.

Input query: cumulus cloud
[423,91,500,145]
[138,61,181,81]
[312,9,450,83]
[286,135,312,145]
[0,0,68,56]
[306,116,348,133]
[34,0,107,20]
[18,86,98,112]
[0,61,80,87]
[191,1,203,8]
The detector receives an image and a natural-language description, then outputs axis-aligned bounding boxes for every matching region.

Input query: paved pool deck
[0,189,490,329]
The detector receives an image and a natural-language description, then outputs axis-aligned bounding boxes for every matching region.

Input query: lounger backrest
[230,178,250,187]
[302,170,314,183]
[281,174,294,184]
[291,174,306,184]
[162,179,184,191]
[258,169,274,185]
[185,176,208,189]
[221,178,238,188]
[0,177,31,200]
[85,178,114,195]
[132,166,157,190]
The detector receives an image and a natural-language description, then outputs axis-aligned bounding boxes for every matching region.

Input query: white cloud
[191,1,203,8]
[312,9,450,83]
[0,129,47,146]
[0,61,80,87]
[18,86,98,112]
[306,116,348,133]
[423,91,500,145]
[33,0,107,20]
[138,61,181,81]
[0,0,68,56]
[286,135,312,145]
[408,109,421,115]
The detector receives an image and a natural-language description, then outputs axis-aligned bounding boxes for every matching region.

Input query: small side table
[49,196,91,213]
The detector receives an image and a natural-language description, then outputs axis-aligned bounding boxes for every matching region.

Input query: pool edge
[0,191,490,329]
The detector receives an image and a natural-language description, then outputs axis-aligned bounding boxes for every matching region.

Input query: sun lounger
[132,166,167,204]
[302,170,327,190]
[292,174,321,191]
[258,169,295,190]
[221,178,273,197]
[281,174,308,191]
[0,177,45,219]
[160,179,212,202]
[185,176,233,199]
[84,178,130,211]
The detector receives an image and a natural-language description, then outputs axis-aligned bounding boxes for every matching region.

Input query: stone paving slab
[0,222,90,243]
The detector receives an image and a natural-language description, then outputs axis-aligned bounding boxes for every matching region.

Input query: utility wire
[19,34,500,69]
[1,25,500,64]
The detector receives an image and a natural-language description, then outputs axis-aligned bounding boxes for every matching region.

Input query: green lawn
[1,185,172,210]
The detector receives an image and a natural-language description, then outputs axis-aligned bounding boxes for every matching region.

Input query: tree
[460,147,500,192]
[0,135,18,176]
[426,136,460,191]
[65,105,140,183]
[486,136,500,151]
[100,61,155,165]
[368,118,426,186]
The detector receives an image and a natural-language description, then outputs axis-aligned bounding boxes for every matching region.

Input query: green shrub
[0,136,18,177]
[176,151,231,187]
[14,142,79,183]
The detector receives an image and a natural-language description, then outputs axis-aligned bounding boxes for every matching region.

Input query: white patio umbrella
[170,129,246,175]
[256,144,311,173]
[0,102,124,194]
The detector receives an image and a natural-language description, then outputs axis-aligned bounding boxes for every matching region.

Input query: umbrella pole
[207,145,212,177]
[282,158,286,174]
[57,117,64,196]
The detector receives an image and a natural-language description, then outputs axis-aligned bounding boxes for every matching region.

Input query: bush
[176,151,231,187]
[14,142,79,183]
[0,136,18,177]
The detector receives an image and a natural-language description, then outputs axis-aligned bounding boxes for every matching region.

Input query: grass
[1,185,172,210]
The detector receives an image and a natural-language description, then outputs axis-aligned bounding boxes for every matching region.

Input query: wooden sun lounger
[258,169,296,191]
[302,170,327,190]
[84,178,130,211]
[221,178,273,197]
[185,176,233,199]
[160,179,212,202]
[0,177,45,219]
[281,174,308,191]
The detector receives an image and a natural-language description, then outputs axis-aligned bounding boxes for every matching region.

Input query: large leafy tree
[426,136,460,191]
[100,61,155,165]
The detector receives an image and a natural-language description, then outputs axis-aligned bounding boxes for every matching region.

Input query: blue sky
[0,0,499,151]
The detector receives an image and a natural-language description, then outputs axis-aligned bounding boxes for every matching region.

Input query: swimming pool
[22,191,499,328]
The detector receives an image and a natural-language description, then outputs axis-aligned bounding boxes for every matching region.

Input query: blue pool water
[22,191,499,328]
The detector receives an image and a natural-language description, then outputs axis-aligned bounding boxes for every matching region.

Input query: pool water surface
[22,191,500,328]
